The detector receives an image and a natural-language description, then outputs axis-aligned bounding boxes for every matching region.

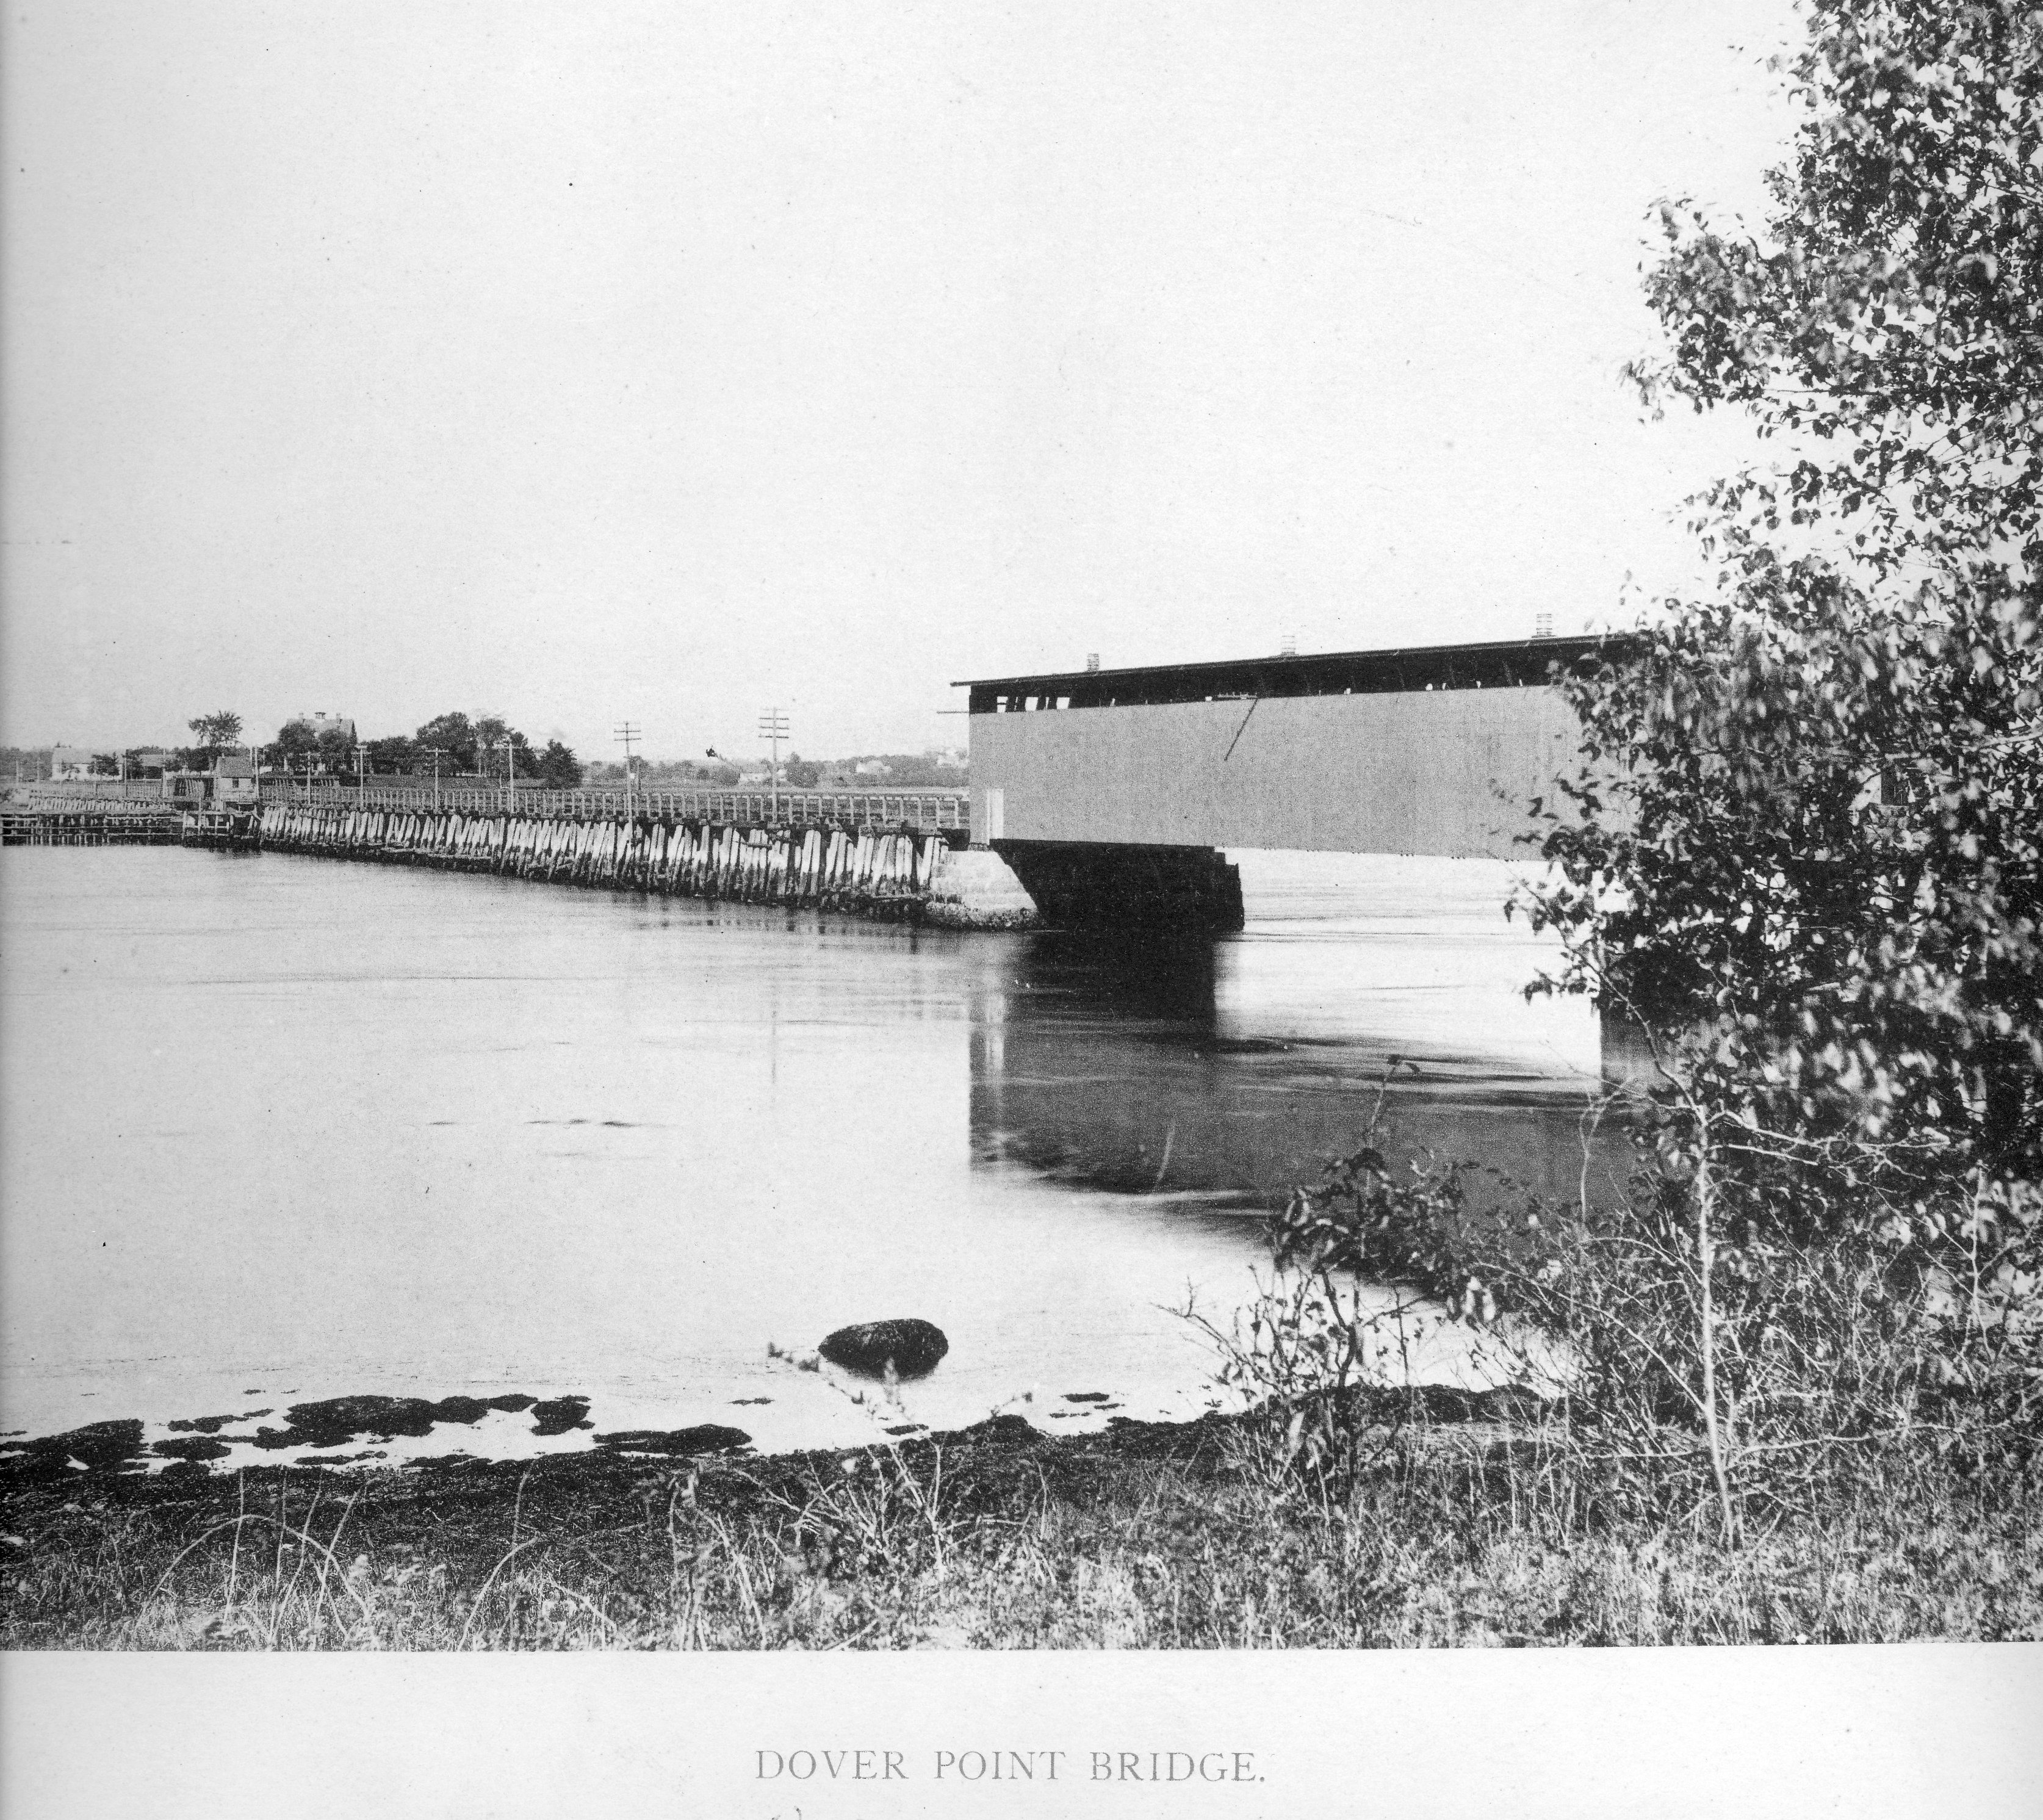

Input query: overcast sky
[3,1,1796,760]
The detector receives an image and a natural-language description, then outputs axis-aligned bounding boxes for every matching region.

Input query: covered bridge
[957,634,1619,930]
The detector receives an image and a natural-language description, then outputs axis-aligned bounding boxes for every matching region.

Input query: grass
[4,1402,2038,1649]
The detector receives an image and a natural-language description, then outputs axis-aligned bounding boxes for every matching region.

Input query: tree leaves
[1524,2,2043,1202]
[1635,1,2042,575]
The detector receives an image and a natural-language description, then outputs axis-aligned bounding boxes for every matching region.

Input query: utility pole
[497,735,516,812]
[758,706,788,822]
[614,720,642,820]
[355,741,369,806]
[425,745,444,810]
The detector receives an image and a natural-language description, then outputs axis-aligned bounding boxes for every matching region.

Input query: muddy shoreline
[7,1378,2034,1651]
[0,1378,1540,1500]
[0,1382,1547,1587]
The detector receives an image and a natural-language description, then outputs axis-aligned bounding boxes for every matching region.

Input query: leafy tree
[535,738,583,789]
[1630,1,2039,572]
[186,710,242,759]
[783,756,821,788]
[366,735,416,774]
[1527,582,2040,1178]
[315,728,357,777]
[88,751,120,776]
[413,712,478,774]
[470,714,531,782]
[1527,0,2043,1188]
[273,720,321,767]
[1480,0,2043,1535]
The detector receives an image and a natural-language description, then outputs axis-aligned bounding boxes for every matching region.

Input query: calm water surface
[1,846,1612,1457]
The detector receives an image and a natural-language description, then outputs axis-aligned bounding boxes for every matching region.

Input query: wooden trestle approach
[250,803,953,914]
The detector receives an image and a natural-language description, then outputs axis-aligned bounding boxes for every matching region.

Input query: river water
[0,845,1616,1461]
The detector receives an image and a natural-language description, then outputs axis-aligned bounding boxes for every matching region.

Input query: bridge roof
[957,632,1628,709]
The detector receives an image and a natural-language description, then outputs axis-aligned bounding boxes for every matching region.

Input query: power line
[758,706,788,821]
[614,720,643,818]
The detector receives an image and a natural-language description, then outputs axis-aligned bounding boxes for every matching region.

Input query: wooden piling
[245,801,949,920]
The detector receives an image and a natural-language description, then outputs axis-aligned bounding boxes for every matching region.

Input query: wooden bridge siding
[967,687,1580,859]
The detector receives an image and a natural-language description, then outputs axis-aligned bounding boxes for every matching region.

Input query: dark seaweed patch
[167,1407,270,1434]
[250,1396,444,1450]
[529,1396,592,1437]
[591,1426,751,1457]
[153,1437,232,1462]
[1,1419,148,1478]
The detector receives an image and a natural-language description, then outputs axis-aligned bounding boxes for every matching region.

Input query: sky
[2,0,1800,761]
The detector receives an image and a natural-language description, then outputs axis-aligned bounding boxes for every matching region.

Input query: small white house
[212,756,259,804]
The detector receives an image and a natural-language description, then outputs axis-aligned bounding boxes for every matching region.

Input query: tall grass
[5,1393,2038,1650]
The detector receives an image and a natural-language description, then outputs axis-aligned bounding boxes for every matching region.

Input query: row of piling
[2,807,184,846]
[250,803,950,914]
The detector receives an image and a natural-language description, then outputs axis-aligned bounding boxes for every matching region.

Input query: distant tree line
[13,717,968,793]
[269,710,585,789]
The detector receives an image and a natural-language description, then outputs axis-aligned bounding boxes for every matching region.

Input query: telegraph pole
[614,721,642,820]
[758,706,788,822]
[355,741,369,806]
[425,745,444,810]
[497,735,517,811]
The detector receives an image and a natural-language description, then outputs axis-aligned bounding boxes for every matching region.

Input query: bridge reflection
[966,930,1638,1213]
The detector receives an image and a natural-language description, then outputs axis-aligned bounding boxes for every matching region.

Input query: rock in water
[818,1319,949,1379]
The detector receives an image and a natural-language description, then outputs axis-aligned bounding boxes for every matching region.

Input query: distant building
[49,746,94,779]
[854,758,893,778]
[285,710,357,745]
[212,756,259,804]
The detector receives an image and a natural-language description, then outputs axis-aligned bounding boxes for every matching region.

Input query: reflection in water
[971,926,1637,1214]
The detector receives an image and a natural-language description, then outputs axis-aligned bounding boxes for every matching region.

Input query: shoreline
[0,1370,1537,1487]
[7,1382,2035,1649]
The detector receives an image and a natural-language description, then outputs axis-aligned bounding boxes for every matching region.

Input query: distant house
[212,756,259,804]
[284,710,357,745]
[853,758,893,778]
[49,746,94,779]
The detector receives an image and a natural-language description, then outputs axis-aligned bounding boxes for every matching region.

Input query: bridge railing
[254,780,970,829]
[12,779,168,803]
[21,791,182,820]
